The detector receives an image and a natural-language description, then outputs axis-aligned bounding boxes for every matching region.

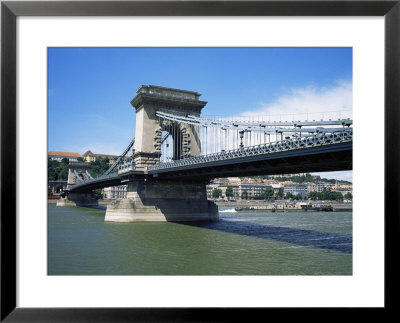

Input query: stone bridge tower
[66,162,93,189]
[105,85,218,222]
[57,162,98,207]
[130,85,207,169]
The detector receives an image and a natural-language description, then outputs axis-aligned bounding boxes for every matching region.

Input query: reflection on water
[48,204,352,275]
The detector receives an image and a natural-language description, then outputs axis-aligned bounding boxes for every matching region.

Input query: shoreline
[48,198,352,209]
[214,200,352,207]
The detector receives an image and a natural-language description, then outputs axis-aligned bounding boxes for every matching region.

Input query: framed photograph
[2,0,399,321]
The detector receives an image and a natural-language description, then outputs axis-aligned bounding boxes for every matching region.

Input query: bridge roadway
[69,137,352,193]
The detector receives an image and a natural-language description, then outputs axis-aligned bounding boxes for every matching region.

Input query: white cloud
[199,80,353,152]
[238,80,352,122]
[244,82,353,183]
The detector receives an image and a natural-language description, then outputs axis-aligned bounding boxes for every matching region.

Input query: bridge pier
[56,193,99,207]
[105,180,218,222]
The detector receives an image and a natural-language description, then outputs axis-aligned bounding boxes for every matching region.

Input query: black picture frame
[1,0,399,321]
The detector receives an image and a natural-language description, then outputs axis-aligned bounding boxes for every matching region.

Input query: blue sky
[48,47,352,181]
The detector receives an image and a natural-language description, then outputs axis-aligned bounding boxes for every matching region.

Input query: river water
[48,204,352,275]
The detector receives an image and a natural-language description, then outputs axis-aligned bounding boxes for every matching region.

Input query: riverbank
[214,199,352,207]
[47,198,117,206]
[48,198,352,215]
[49,198,352,208]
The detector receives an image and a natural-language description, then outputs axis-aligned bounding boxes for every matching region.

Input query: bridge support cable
[85,170,94,180]
[103,137,135,176]
[148,129,353,172]
[155,111,352,129]
[73,170,84,183]
[156,110,353,160]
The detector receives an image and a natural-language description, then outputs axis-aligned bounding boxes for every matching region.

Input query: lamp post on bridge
[239,130,244,148]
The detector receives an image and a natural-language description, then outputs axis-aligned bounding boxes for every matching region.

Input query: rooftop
[136,85,201,100]
[83,150,119,158]
[131,85,207,110]
[48,151,81,157]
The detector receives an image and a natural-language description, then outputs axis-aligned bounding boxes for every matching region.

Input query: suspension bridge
[58,85,352,222]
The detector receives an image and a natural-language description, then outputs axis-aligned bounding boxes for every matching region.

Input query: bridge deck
[147,141,352,180]
[69,140,352,192]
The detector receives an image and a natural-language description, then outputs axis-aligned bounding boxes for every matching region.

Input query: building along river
[48,204,352,275]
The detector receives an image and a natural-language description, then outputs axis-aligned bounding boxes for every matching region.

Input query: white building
[206,179,273,200]
[307,182,331,193]
[48,151,82,162]
[284,184,308,198]
[103,185,128,199]
[239,183,273,199]
[271,183,283,196]
[332,184,352,197]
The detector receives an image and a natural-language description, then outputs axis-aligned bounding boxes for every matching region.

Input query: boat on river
[235,203,334,212]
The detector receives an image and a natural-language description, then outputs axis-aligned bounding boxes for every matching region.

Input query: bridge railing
[68,172,122,192]
[118,161,136,174]
[148,129,352,171]
[102,137,135,176]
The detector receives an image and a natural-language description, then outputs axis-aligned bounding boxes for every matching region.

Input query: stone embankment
[49,198,351,209]
[213,199,352,207]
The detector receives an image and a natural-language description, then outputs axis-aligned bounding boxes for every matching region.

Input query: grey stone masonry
[105,179,219,222]
[130,85,207,169]
[66,162,92,189]
[132,151,160,169]
[56,193,98,207]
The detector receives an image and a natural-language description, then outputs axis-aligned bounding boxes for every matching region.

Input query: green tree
[344,192,353,200]
[285,192,293,199]
[277,187,284,199]
[225,186,234,198]
[309,191,344,201]
[61,157,69,165]
[90,157,111,177]
[331,191,343,201]
[320,191,330,200]
[48,158,69,180]
[241,189,248,200]
[308,191,318,201]
[263,188,274,200]
[304,173,314,182]
[48,158,58,180]
[212,188,222,199]
[293,194,303,200]
[58,166,69,180]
